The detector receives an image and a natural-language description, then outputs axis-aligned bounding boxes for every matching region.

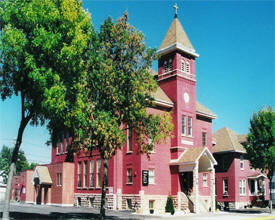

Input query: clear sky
[0,0,274,164]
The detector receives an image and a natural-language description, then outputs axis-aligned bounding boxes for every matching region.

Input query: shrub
[165,195,175,215]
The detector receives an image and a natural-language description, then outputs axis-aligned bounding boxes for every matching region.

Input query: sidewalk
[1,202,275,220]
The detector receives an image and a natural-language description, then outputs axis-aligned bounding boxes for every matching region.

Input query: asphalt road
[0,202,275,220]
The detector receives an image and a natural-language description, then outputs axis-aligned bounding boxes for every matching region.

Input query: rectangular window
[149,169,155,184]
[188,117,192,136]
[77,162,82,188]
[149,200,155,210]
[203,173,208,187]
[182,115,186,135]
[90,160,94,188]
[96,159,101,188]
[240,155,244,170]
[202,132,207,146]
[127,129,132,152]
[56,173,62,186]
[223,179,228,195]
[240,179,246,195]
[127,168,132,184]
[83,161,88,188]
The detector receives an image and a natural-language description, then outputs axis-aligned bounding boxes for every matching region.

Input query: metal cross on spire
[173,3,178,18]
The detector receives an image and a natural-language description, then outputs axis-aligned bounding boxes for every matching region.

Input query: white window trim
[127,168,133,184]
[182,115,186,136]
[90,160,95,188]
[223,179,228,195]
[240,179,246,196]
[240,155,244,170]
[149,168,155,185]
[186,61,190,74]
[202,132,207,147]
[188,117,192,137]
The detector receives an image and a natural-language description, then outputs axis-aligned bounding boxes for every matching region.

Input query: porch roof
[32,166,52,185]
[170,147,217,165]
[248,173,267,179]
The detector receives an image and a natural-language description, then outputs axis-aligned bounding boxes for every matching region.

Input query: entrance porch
[171,147,217,213]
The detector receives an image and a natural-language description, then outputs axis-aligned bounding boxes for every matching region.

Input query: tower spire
[173,3,178,18]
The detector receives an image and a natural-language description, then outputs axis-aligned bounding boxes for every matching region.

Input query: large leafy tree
[0,145,30,184]
[245,106,275,212]
[0,0,92,218]
[52,12,173,219]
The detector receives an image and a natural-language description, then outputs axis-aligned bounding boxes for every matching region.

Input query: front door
[179,172,193,196]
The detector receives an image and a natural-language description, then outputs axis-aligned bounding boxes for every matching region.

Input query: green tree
[165,195,175,215]
[52,12,173,219]
[0,145,30,184]
[0,0,92,218]
[245,106,275,213]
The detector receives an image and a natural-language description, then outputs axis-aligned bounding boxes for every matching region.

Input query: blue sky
[0,0,274,164]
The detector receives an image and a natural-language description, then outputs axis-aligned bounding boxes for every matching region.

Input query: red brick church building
[11,6,219,214]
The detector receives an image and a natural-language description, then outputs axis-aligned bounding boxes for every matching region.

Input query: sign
[142,170,149,186]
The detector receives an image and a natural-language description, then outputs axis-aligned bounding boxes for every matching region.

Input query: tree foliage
[0,0,92,218]
[0,145,31,184]
[165,195,175,215]
[245,106,275,180]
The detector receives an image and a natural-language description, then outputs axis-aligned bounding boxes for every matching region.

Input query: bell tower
[158,4,199,159]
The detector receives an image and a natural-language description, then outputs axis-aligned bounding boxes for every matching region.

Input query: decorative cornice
[196,110,217,119]
[158,42,199,58]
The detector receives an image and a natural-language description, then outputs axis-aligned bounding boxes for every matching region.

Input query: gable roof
[196,101,216,119]
[213,127,246,154]
[171,146,217,165]
[32,166,52,185]
[158,17,198,57]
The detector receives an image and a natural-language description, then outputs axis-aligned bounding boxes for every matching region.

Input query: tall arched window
[186,61,190,74]
[169,59,173,71]
[163,61,168,73]
[181,59,185,72]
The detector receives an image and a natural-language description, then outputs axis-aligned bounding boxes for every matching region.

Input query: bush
[165,195,175,215]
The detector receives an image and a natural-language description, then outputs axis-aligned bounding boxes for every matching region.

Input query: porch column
[193,162,199,213]
[210,165,216,213]
[255,180,258,195]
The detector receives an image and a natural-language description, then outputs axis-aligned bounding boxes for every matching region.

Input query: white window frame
[96,159,101,188]
[90,160,94,188]
[168,59,173,72]
[240,179,246,196]
[127,129,133,153]
[186,61,190,74]
[163,61,168,73]
[202,132,207,146]
[77,162,82,188]
[188,117,192,136]
[240,155,244,170]
[56,173,62,186]
[83,160,88,188]
[182,115,186,135]
[181,59,185,72]
[203,173,208,187]
[127,168,132,184]
[149,169,155,184]
[223,179,228,195]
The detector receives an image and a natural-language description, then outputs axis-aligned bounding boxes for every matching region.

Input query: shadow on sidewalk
[0,212,142,220]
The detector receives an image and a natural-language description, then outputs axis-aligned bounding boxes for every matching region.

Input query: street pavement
[0,202,275,220]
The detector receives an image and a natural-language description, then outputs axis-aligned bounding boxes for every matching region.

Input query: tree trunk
[2,116,30,220]
[99,158,108,220]
[269,177,272,214]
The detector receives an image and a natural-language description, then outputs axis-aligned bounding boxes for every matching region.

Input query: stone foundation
[74,193,115,210]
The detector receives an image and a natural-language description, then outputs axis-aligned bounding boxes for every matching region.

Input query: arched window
[186,61,190,74]
[163,61,168,73]
[169,59,173,71]
[181,59,185,72]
